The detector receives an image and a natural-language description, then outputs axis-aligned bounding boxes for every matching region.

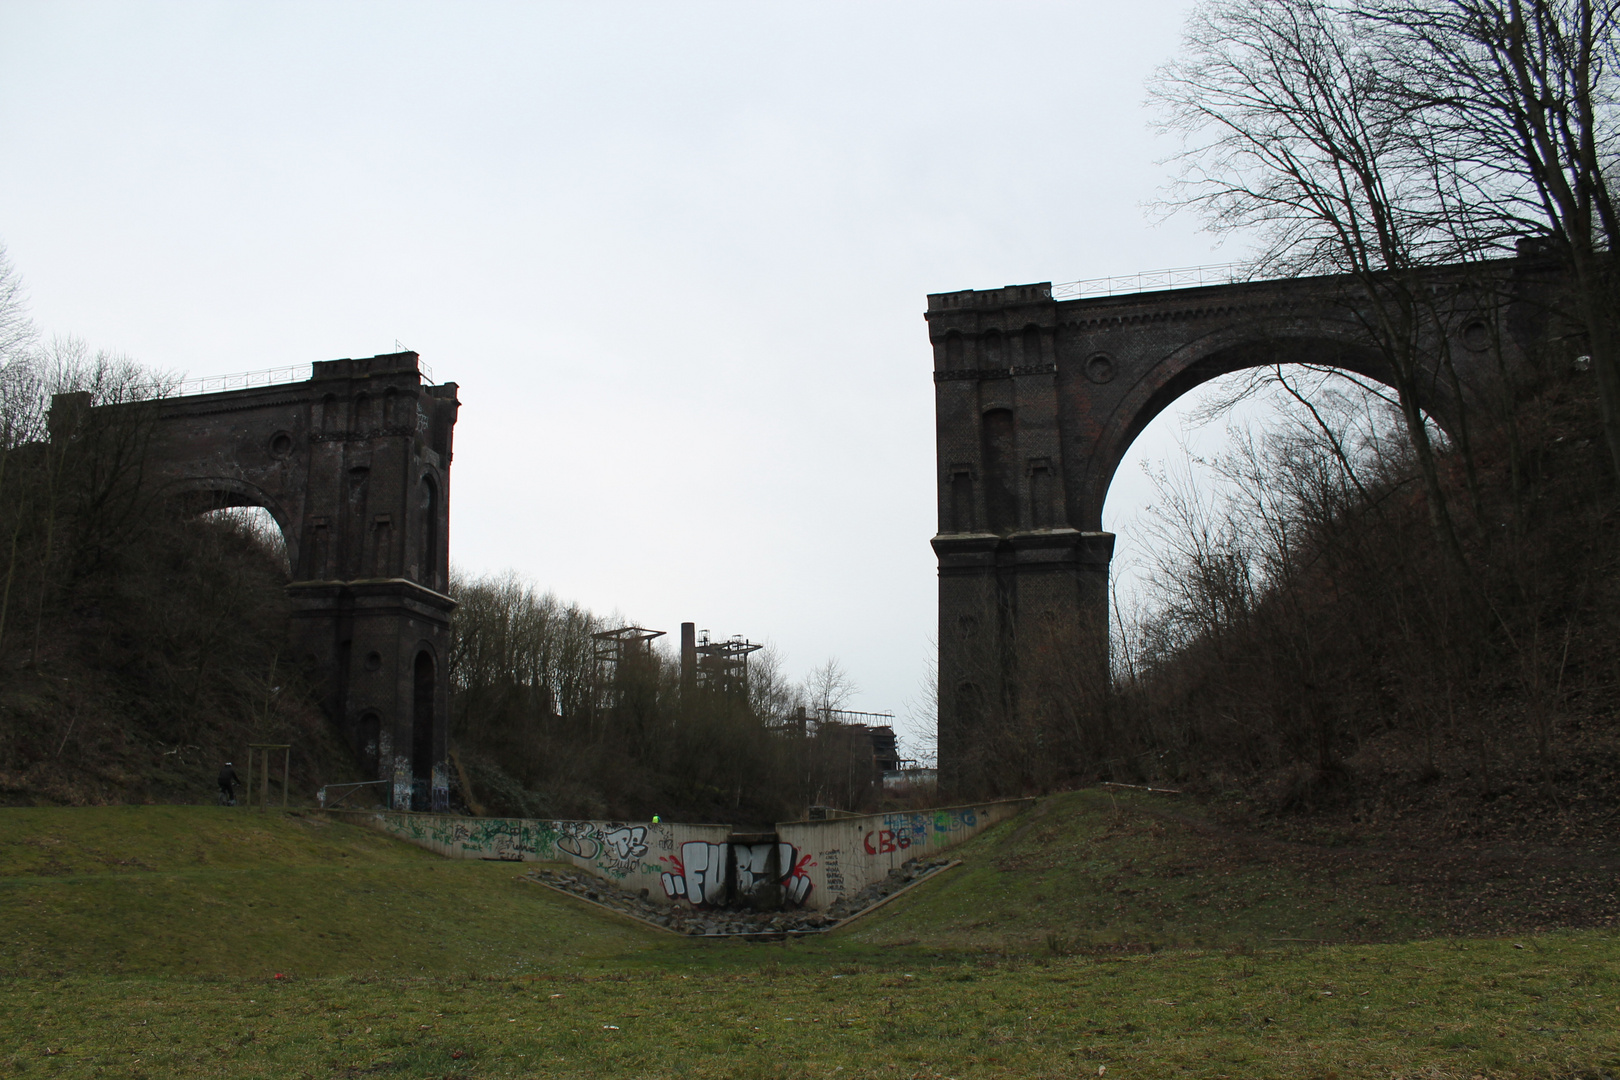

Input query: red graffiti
[863,829,914,854]
[786,850,817,905]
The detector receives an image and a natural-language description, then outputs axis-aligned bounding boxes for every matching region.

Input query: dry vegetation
[446,572,909,825]
[0,243,905,819]
[945,0,1620,862]
[0,319,344,807]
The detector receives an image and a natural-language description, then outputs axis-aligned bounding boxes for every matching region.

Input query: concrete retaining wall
[329,811,733,901]
[334,798,1030,912]
[776,800,1031,909]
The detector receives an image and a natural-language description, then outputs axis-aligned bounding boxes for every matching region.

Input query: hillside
[0,805,663,978]
[2,797,1618,1077]
[0,507,365,808]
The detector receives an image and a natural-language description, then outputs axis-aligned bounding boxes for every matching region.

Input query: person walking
[218,761,241,805]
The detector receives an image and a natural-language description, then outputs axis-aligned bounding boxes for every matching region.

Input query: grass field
[2,793,1616,1078]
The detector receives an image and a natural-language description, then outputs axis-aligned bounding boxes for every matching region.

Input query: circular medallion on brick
[1084,354,1116,384]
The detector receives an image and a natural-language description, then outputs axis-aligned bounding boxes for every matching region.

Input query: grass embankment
[0,805,657,976]
[2,794,1616,1078]
[847,790,1437,952]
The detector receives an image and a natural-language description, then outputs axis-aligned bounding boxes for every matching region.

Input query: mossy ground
[2,795,1615,1078]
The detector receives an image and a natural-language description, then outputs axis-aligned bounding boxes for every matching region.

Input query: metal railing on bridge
[167,357,434,398]
[1049,262,1245,300]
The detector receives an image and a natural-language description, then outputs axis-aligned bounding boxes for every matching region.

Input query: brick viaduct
[925,258,1563,794]
[58,352,460,810]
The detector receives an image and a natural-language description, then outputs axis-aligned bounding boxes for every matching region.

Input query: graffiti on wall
[394,813,536,860]
[553,821,651,876]
[366,800,1020,911]
[384,813,655,877]
[733,843,816,907]
[602,825,649,875]
[786,848,815,905]
[660,841,728,906]
[556,821,601,859]
[661,841,817,908]
[822,849,846,895]
[865,808,980,854]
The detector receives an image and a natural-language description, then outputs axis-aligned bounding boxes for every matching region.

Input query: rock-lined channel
[524,857,954,937]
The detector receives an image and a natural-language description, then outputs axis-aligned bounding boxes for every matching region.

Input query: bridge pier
[932,529,1113,796]
[926,261,1547,795]
[58,351,460,811]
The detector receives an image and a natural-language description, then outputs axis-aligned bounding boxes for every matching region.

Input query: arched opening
[411,650,436,811]
[1101,359,1421,657]
[944,331,965,369]
[197,505,291,575]
[419,475,440,591]
[171,481,296,577]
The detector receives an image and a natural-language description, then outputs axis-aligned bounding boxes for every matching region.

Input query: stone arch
[161,475,300,571]
[925,262,1547,795]
[54,351,461,810]
[1076,324,1424,531]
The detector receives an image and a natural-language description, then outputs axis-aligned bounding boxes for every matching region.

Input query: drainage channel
[520,859,962,940]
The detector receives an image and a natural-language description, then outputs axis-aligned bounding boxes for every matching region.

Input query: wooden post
[246,743,293,811]
[244,747,253,809]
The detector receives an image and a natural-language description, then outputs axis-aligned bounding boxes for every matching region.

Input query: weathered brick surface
[925,259,1562,790]
[69,352,460,810]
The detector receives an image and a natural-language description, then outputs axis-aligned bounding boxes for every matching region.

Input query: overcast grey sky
[1,1,1247,749]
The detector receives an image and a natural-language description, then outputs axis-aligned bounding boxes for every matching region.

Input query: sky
[0,0,1250,753]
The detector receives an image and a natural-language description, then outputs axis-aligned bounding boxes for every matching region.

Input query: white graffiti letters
[604,826,648,862]
[660,841,727,906]
[554,821,601,860]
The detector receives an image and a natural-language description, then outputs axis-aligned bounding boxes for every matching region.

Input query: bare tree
[1150,0,1483,567]
[746,642,802,726]
[802,657,858,718]
[0,243,35,368]
[1358,0,1620,477]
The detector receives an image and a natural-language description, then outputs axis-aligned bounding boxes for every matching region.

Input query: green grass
[846,789,1435,952]
[2,797,1616,1078]
[4,937,1617,1078]
[0,805,662,976]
